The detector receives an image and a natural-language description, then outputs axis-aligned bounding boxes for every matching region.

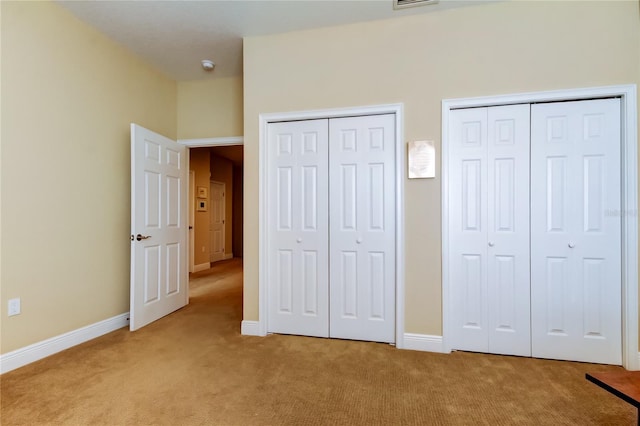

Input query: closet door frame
[442,84,638,370]
[257,104,406,348]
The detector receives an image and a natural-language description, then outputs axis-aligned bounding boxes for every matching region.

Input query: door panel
[461,253,484,335]
[329,114,396,343]
[267,119,329,337]
[531,98,621,365]
[143,246,160,303]
[131,124,188,331]
[277,250,293,313]
[486,105,531,356]
[449,104,530,356]
[340,251,358,318]
[302,251,319,315]
[545,256,569,335]
[449,108,489,352]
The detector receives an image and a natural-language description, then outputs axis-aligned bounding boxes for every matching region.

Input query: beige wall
[232,165,243,258]
[1,1,177,353]
[190,149,211,266]
[243,1,640,336]
[177,77,244,139]
[210,154,234,256]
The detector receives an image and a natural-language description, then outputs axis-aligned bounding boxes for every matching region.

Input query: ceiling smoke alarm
[393,0,438,9]
[201,60,215,71]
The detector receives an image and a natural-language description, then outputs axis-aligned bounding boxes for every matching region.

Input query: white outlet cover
[8,298,21,316]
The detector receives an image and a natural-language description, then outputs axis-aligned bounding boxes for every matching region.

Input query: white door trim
[209,180,226,263]
[258,104,406,348]
[442,84,638,370]
[178,136,244,147]
[189,170,195,273]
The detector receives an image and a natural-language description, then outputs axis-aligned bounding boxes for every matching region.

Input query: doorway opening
[180,138,244,296]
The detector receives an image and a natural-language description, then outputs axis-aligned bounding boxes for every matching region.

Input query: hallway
[188,258,244,332]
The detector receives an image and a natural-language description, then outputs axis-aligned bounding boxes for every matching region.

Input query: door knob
[356,238,363,244]
[568,242,575,248]
[136,234,152,241]
[488,241,495,247]
[296,238,302,243]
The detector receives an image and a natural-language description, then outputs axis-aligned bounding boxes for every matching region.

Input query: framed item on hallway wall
[197,186,208,199]
[197,199,208,212]
[407,140,435,179]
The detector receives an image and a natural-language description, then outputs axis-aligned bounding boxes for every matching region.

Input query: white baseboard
[193,262,210,273]
[241,320,263,336]
[402,333,448,353]
[0,313,129,374]
[224,253,234,260]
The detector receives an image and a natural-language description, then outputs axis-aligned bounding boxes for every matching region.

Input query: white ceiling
[57,0,489,81]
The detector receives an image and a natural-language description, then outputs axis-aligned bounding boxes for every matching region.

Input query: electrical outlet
[8,298,21,316]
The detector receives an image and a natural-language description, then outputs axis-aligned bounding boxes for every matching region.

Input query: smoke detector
[201,60,215,71]
[393,0,438,9]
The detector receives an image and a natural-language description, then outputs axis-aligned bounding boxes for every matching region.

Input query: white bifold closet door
[267,119,330,338]
[449,104,531,356]
[329,114,396,343]
[449,98,622,365]
[267,114,396,343]
[530,99,621,365]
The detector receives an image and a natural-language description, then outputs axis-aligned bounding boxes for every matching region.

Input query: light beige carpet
[0,258,635,425]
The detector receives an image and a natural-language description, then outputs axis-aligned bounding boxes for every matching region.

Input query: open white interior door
[130,123,188,331]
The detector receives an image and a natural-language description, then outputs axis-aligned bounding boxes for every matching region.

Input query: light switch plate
[8,298,21,316]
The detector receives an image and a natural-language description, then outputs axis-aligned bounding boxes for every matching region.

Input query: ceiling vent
[393,0,438,9]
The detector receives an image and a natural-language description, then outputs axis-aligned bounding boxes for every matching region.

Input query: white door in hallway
[210,181,226,262]
[267,119,330,338]
[530,98,622,364]
[449,104,531,356]
[329,114,396,343]
[130,124,188,331]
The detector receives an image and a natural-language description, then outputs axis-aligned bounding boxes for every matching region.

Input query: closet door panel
[449,108,490,352]
[267,119,329,337]
[487,104,531,356]
[531,98,621,365]
[449,105,531,356]
[329,114,396,343]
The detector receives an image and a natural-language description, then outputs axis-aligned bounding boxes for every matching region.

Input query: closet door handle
[296,238,302,243]
[488,241,494,247]
[356,238,363,244]
[568,242,575,248]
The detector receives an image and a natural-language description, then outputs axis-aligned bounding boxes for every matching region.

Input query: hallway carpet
[1,258,635,425]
